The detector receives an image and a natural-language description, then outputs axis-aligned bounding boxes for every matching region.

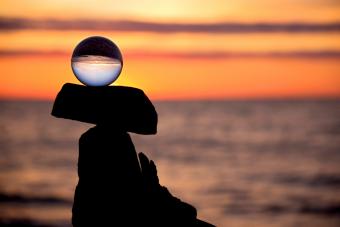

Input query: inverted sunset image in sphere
[71,36,123,86]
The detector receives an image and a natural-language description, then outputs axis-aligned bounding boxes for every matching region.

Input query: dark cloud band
[1,49,340,59]
[0,17,340,33]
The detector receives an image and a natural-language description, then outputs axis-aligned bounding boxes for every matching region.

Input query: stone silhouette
[52,83,215,226]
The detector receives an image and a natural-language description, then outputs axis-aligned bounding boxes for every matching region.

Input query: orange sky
[0,0,339,100]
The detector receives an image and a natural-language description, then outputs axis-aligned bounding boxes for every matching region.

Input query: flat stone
[51,83,157,134]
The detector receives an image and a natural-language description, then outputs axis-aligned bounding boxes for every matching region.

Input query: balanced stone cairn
[51,83,215,226]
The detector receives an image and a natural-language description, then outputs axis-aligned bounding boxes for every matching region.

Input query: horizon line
[1,95,339,103]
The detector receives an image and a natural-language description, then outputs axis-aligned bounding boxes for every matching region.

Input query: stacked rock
[52,83,214,226]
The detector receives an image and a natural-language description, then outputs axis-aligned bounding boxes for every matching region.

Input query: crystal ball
[71,36,123,86]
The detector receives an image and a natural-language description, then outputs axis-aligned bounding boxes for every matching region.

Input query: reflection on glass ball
[71,36,123,86]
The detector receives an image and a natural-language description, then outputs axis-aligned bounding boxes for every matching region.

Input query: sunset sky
[0,0,339,100]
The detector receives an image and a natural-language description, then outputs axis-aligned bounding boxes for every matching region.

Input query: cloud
[0,17,339,33]
[1,49,340,59]
[130,50,340,58]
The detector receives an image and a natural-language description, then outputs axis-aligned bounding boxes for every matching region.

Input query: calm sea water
[0,100,339,227]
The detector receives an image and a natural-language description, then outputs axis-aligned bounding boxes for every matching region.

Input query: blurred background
[0,1,339,226]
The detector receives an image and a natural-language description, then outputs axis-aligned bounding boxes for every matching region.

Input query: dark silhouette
[52,83,215,226]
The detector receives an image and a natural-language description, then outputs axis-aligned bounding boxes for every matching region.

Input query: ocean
[0,100,339,227]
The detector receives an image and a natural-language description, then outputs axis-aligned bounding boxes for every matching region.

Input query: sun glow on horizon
[0,0,339,100]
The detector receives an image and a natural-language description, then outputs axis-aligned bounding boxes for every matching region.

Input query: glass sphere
[71,36,123,86]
